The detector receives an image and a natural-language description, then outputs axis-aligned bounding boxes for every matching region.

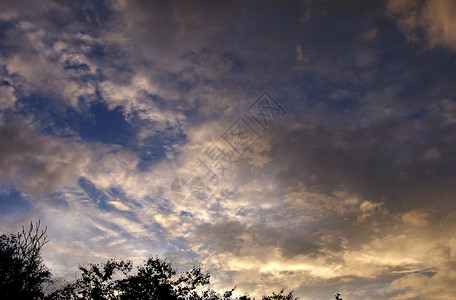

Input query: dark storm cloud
[269,113,456,212]
[189,220,323,257]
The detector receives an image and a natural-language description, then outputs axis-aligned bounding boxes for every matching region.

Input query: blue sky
[1,0,456,299]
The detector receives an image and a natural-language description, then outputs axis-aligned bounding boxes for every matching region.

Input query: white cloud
[108,201,130,211]
[3,25,96,107]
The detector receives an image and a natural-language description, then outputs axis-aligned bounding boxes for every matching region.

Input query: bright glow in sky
[1,1,456,299]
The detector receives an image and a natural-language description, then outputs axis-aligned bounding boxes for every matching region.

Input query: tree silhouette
[46,256,305,300]
[46,259,132,300]
[117,256,210,300]
[47,257,212,300]
[1,222,343,299]
[0,221,52,299]
[261,289,298,300]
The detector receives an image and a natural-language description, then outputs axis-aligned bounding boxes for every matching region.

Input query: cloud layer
[1,1,456,299]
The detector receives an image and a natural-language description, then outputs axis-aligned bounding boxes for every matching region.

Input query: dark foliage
[46,256,213,300]
[46,259,132,300]
[1,222,343,300]
[45,256,303,300]
[262,289,298,300]
[0,221,52,299]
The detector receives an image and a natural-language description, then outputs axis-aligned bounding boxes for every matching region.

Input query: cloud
[0,85,16,110]
[1,1,456,299]
[0,122,88,194]
[0,6,98,107]
[0,118,145,198]
[387,0,456,52]
[296,45,309,66]
[361,27,379,41]
[401,210,428,227]
[107,201,130,211]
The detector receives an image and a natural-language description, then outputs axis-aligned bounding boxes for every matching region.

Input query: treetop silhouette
[1,222,343,300]
[0,221,52,299]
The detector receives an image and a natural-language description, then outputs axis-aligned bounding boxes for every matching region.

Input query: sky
[0,0,456,299]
